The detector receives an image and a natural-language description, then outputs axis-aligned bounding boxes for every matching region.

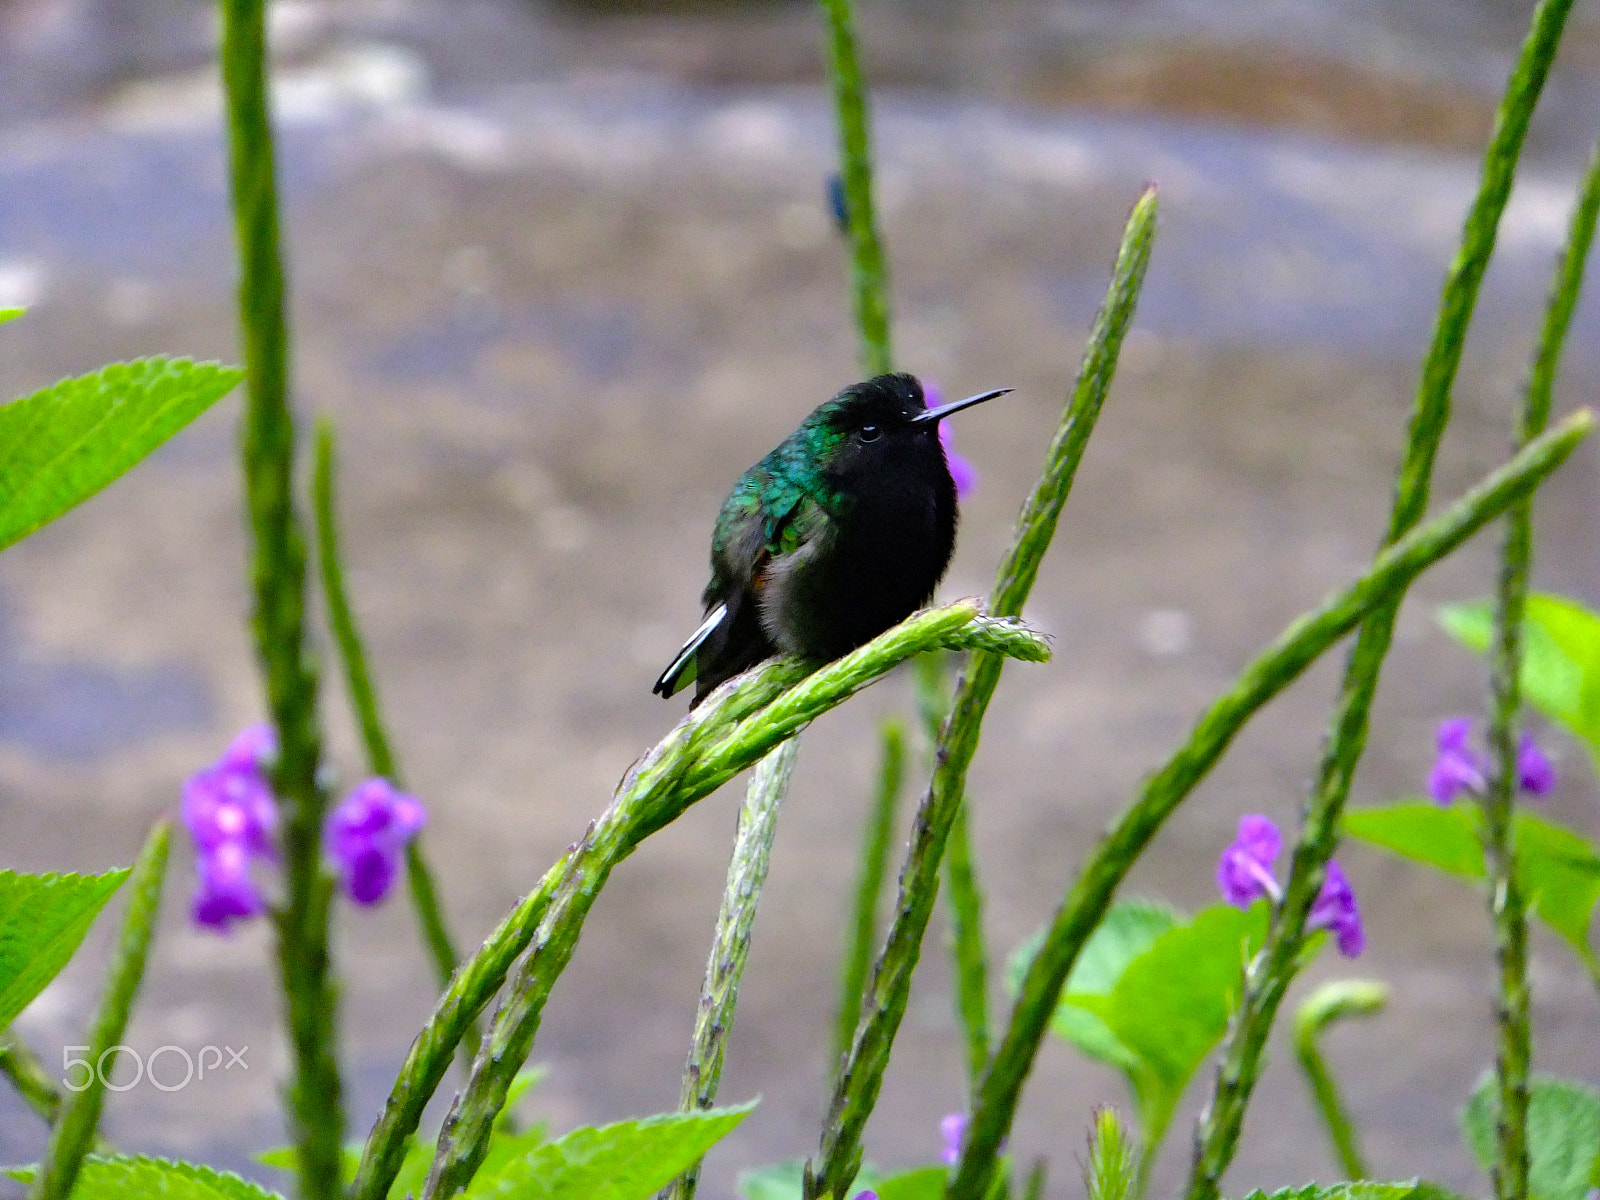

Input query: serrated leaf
[0,868,130,1031]
[10,1155,284,1200]
[1236,1183,1466,1200]
[1345,804,1600,956]
[464,1100,756,1200]
[1006,900,1178,1075]
[0,357,241,553]
[1463,1074,1600,1200]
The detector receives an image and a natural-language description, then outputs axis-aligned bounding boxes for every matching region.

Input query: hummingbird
[653,372,1010,706]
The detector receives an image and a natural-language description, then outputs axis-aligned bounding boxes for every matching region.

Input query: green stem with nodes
[808,187,1157,1200]
[348,604,1046,1200]
[817,0,892,376]
[219,1,343,1194]
[662,738,801,1200]
[29,823,169,1200]
[1482,125,1600,1200]
[1294,980,1387,1179]
[915,654,992,1100]
[1187,4,1578,1196]
[313,420,477,1066]
[835,720,906,1065]
[949,409,1594,1200]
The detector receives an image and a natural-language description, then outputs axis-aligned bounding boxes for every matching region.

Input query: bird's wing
[652,603,728,697]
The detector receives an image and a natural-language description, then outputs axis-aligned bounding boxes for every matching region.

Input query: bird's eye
[858,425,882,443]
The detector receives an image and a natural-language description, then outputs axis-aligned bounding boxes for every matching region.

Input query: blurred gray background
[1,0,1599,1196]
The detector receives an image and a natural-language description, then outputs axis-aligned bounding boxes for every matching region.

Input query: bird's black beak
[911,387,1011,424]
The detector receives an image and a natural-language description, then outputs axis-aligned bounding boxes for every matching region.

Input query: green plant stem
[1294,980,1387,1179]
[1481,123,1600,1200]
[949,409,1594,1200]
[0,1031,63,1127]
[835,719,905,1065]
[29,823,169,1200]
[1184,7,1576,1197]
[817,0,891,375]
[349,603,1047,1200]
[662,738,800,1200]
[219,2,343,1195]
[313,421,477,1065]
[944,793,990,1099]
[808,188,1157,1200]
[916,653,991,1100]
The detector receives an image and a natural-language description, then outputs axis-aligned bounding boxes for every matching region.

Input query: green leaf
[736,1161,809,1200]
[1512,814,1600,954]
[1235,1185,1470,1200]
[0,357,242,553]
[1007,900,1178,1075]
[1462,1074,1600,1200]
[1343,804,1485,878]
[1344,804,1600,955]
[0,308,22,325]
[463,1100,756,1200]
[736,1161,890,1200]
[255,1143,367,1188]
[876,1165,949,1200]
[1095,903,1270,1091]
[1438,594,1600,766]
[10,1155,284,1200]
[0,868,130,1031]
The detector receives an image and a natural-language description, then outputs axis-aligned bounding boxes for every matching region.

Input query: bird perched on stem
[654,372,1009,706]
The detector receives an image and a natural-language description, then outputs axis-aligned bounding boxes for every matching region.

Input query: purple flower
[1217,815,1283,907]
[1309,861,1364,958]
[1427,717,1555,805]
[325,778,426,906]
[925,382,979,497]
[1518,732,1556,796]
[939,421,978,498]
[1217,815,1364,957]
[184,725,280,933]
[1429,717,1488,805]
[182,732,278,859]
[940,1111,967,1166]
[191,840,267,933]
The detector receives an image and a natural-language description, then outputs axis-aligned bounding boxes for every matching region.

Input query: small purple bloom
[940,1111,967,1166]
[1427,717,1555,804]
[939,421,978,498]
[1309,860,1364,958]
[184,725,281,933]
[326,778,426,906]
[1429,716,1488,805]
[1216,815,1282,907]
[924,382,978,497]
[182,759,278,859]
[191,841,267,933]
[1217,816,1364,957]
[1518,732,1556,796]
[219,723,277,772]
